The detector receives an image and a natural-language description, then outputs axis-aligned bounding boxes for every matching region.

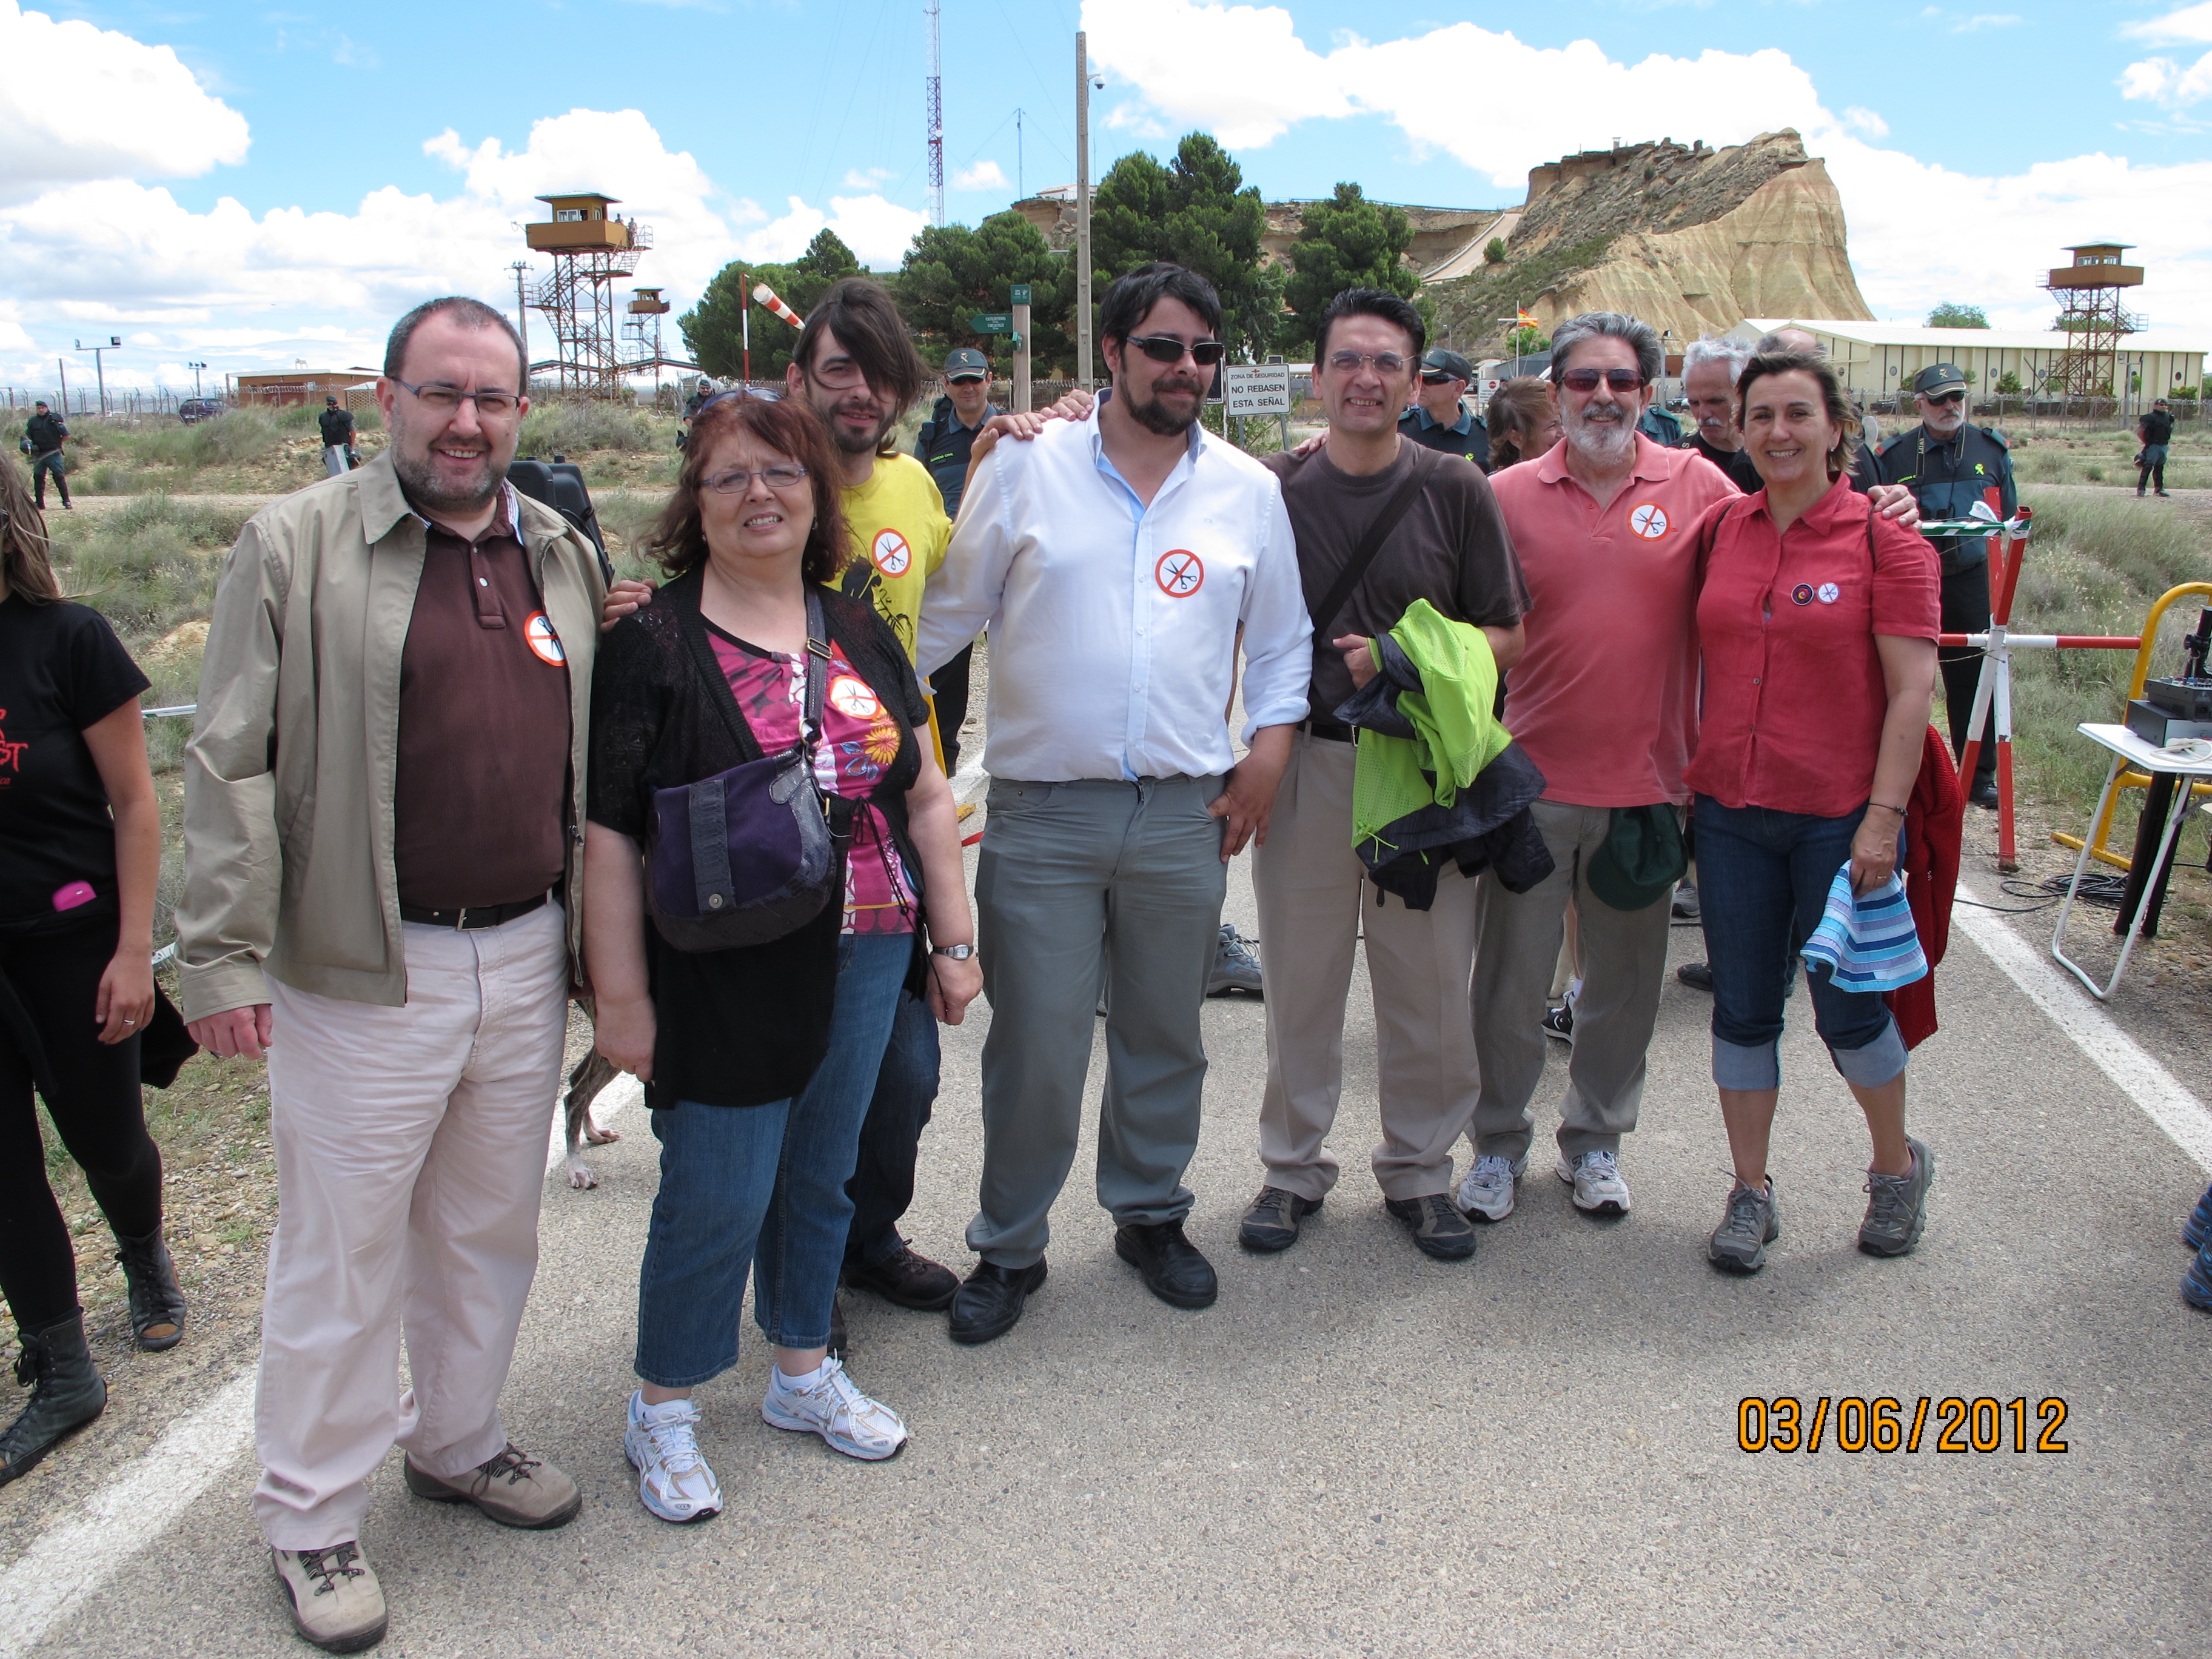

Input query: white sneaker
[1456,1153,1526,1222]
[624,1391,723,1523]
[762,1357,910,1461]
[1558,1149,1632,1216]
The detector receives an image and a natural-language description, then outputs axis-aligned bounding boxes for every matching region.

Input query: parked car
[178,398,226,423]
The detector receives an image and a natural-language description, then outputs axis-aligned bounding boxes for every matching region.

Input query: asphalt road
[11,838,2212,1657]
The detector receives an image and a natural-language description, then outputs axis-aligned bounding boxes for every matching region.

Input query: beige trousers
[1253,732,1481,1202]
[253,902,569,1550]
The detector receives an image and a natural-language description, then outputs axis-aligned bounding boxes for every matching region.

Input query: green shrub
[519,399,656,455]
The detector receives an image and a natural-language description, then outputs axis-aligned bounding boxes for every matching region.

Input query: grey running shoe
[1384,1193,1477,1261]
[1708,1180,1779,1275]
[1456,1153,1526,1222]
[1208,924,1264,996]
[1858,1138,1934,1257]
[1541,1002,1575,1043]
[1557,1148,1631,1216]
[270,1543,387,1654]
[1672,880,1701,920]
[1238,1185,1321,1252]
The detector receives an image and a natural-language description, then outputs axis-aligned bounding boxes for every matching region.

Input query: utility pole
[1076,31,1093,390]
[512,262,532,383]
[1016,108,1025,199]
[925,0,945,228]
[188,361,207,398]
[741,270,751,384]
[74,336,119,417]
[57,357,69,415]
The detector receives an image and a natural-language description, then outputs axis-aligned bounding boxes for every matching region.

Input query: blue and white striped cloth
[1800,863,1928,993]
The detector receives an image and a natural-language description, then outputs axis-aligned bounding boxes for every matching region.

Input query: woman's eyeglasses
[1125,335,1227,367]
[694,387,783,416]
[703,464,809,494]
[1558,368,1648,393]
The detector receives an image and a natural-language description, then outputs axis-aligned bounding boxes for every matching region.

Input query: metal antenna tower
[925,0,945,227]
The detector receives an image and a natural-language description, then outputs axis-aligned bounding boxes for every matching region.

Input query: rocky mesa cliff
[1429,130,1872,354]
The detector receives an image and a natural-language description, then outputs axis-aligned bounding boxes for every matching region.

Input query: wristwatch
[930,943,976,960]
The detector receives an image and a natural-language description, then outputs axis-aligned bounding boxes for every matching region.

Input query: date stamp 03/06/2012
[1737,1396,2070,1455]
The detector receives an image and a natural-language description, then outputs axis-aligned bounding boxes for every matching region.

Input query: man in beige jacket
[178,297,605,1654]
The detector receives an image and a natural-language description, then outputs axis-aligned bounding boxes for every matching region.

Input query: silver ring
[122,1017,136,1025]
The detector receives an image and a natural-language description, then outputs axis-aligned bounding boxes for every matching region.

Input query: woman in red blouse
[1684,350,1940,1276]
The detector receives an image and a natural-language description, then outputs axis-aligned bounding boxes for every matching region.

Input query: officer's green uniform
[1400,347,1490,471]
[1874,363,2016,799]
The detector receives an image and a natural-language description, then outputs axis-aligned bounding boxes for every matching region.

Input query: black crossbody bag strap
[1309,447,1441,636]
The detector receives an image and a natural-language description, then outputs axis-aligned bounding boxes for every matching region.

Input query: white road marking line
[0,1075,637,1657]
[1953,879,2212,1172]
[0,1373,256,1659]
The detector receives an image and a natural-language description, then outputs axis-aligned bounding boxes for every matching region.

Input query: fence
[3,386,210,418]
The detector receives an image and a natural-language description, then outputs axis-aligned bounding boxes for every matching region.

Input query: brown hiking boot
[403,1441,581,1529]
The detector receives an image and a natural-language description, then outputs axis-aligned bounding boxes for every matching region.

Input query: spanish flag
[1515,307,1540,330]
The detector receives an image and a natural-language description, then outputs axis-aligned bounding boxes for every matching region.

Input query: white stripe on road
[0,1373,256,1659]
[1953,880,2212,1172]
[0,1077,635,1658]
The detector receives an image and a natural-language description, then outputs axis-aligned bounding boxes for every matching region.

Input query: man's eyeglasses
[1925,390,1967,406]
[1559,368,1648,393]
[1327,350,1410,376]
[1125,335,1227,367]
[391,378,521,418]
[703,463,809,494]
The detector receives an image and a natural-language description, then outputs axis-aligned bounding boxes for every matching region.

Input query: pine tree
[895,212,1075,378]
[1090,133,1283,363]
[1281,183,1426,357]
[681,229,863,381]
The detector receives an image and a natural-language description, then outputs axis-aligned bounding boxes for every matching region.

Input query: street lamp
[188,361,207,399]
[73,336,121,417]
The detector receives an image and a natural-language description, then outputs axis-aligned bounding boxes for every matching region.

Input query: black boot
[115,1228,187,1351]
[0,1313,108,1487]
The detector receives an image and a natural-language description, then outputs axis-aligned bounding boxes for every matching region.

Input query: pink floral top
[707,625,918,935]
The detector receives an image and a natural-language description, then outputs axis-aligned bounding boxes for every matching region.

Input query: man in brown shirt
[181,297,602,1655]
[1239,287,1527,1265]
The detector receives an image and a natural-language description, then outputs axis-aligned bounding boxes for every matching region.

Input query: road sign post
[1012,289,1033,414]
[1221,363,1292,451]
[970,313,1013,333]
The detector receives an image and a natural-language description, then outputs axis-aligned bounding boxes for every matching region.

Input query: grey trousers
[968,774,1227,1268]
[1253,732,1481,1202]
[1470,799,1675,1162]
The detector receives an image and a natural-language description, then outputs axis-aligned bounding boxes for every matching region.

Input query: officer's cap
[1421,349,1474,384]
[943,347,990,380]
[1912,363,1968,397]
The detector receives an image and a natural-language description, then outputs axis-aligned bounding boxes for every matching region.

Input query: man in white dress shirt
[916,263,1312,1344]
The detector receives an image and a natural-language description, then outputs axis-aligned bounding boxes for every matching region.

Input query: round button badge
[1790,583,1815,607]
[870,529,912,577]
[828,675,882,719]
[524,612,566,665]
[1817,581,1840,604]
[1156,549,1204,597]
[1627,502,1669,540]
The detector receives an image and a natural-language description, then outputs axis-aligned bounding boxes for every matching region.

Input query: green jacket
[1349,599,1511,852]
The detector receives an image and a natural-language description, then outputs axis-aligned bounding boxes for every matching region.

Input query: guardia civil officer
[913,347,1002,776]
[1877,362,2013,808]
[1399,348,1489,471]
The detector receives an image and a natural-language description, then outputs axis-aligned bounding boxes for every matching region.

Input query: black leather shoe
[1114,1221,1218,1309]
[0,1313,107,1488]
[948,1259,1048,1346]
[115,1228,187,1352]
[844,1245,959,1311]
[1969,779,2000,810]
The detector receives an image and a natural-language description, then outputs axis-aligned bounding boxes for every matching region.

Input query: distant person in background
[1483,378,1561,471]
[0,455,186,1490]
[2138,398,2174,498]
[1876,361,2014,809]
[24,401,69,511]
[318,395,356,478]
[1399,349,1490,471]
[1679,337,1762,494]
[914,346,1002,777]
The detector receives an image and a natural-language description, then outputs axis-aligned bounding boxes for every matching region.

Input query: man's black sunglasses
[1125,334,1227,367]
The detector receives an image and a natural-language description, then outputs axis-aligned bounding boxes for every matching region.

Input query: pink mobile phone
[52,881,96,911]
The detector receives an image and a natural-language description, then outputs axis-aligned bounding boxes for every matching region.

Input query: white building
[1728,318,2205,411]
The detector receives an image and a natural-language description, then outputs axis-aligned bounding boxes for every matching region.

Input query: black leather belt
[398,891,550,930]
[1301,717,1355,743]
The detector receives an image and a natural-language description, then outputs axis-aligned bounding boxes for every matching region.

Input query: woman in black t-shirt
[0,457,188,1489]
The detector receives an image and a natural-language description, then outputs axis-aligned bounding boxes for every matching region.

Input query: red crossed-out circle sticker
[1155,549,1205,597]
[870,529,913,577]
[1627,502,1670,540]
[828,675,882,720]
[523,612,566,666]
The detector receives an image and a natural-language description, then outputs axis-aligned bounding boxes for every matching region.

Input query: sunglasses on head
[1125,334,1227,367]
[1559,367,1647,393]
[1926,389,1966,406]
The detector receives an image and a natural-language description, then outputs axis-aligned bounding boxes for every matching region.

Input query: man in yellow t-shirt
[830,436,952,666]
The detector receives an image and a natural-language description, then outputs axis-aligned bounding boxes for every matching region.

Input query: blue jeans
[1693,796,1908,1093]
[634,932,908,1387]
[843,987,939,1270]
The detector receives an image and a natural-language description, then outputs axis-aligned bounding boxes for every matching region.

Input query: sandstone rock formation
[1429,130,1872,355]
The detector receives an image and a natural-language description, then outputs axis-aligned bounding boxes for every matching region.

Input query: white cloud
[2120,51,2212,104]
[2123,2,2212,43]
[1950,13,2021,31]
[0,0,249,204]
[736,194,928,267]
[843,167,894,189]
[953,159,1010,192]
[1081,0,2212,342]
[1842,106,1889,138]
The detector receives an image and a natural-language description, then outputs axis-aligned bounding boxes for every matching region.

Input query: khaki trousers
[1253,732,1480,1202]
[253,902,569,1550]
[1470,799,1674,1164]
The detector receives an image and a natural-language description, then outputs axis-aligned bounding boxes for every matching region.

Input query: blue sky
[3,0,2208,391]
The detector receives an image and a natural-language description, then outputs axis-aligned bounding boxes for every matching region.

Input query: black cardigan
[588,568,931,1108]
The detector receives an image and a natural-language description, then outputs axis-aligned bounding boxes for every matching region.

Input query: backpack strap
[1309,446,1442,637]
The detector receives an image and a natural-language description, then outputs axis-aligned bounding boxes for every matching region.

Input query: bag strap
[1309,446,1441,638]
[672,572,830,767]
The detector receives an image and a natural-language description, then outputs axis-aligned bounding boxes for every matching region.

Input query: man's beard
[1125,375,1205,437]
[816,390,893,455]
[392,441,498,515]
[1566,404,1634,464]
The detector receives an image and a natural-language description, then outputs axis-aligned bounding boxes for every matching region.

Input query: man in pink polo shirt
[1459,312,1738,1223]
